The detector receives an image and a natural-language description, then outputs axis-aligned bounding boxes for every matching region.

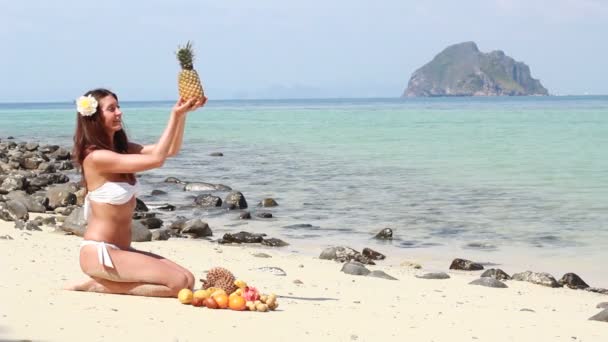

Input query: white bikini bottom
[80,240,123,269]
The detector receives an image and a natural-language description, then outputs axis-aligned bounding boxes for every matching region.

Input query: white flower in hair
[76,95,98,116]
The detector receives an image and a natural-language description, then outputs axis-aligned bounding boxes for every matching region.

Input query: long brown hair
[72,88,133,188]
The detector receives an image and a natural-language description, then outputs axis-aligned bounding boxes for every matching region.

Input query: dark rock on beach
[60,207,87,236]
[15,219,42,231]
[194,194,222,208]
[157,203,176,211]
[589,309,608,323]
[0,200,29,221]
[38,144,59,154]
[369,270,398,280]
[50,147,70,160]
[481,268,511,281]
[374,228,393,240]
[220,231,265,244]
[341,261,371,276]
[1,174,26,192]
[256,212,273,218]
[56,160,74,171]
[239,211,251,220]
[586,287,608,295]
[319,246,375,265]
[151,189,167,196]
[131,220,152,242]
[133,212,156,220]
[39,216,56,226]
[135,198,149,212]
[259,198,278,207]
[222,191,248,209]
[24,142,39,151]
[151,228,171,241]
[512,271,559,288]
[209,152,223,157]
[362,247,386,260]
[37,173,69,187]
[261,238,289,247]
[558,273,590,289]
[449,258,484,271]
[139,217,163,229]
[45,184,77,210]
[54,205,76,216]
[168,217,187,232]
[164,177,184,184]
[469,277,508,288]
[179,218,212,238]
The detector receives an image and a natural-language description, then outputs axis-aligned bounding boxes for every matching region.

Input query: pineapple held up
[176,41,204,101]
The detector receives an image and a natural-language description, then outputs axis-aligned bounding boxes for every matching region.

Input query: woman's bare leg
[129,247,195,289]
[66,277,176,297]
[66,246,191,297]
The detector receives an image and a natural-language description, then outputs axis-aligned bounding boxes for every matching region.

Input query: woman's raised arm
[88,98,202,174]
[129,97,206,157]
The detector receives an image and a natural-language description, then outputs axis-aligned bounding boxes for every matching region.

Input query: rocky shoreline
[1,136,607,323]
[0,136,290,245]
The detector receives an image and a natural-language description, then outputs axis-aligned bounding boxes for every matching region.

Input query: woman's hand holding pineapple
[172,96,207,117]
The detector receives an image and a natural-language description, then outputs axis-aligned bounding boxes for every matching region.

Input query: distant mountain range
[403,42,549,97]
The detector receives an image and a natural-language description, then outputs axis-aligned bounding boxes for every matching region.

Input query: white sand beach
[1,218,607,342]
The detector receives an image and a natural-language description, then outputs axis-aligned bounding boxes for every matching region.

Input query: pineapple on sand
[176,41,205,101]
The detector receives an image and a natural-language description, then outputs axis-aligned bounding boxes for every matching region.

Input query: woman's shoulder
[83,148,115,165]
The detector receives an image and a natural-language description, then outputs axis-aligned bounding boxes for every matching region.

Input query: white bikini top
[84,181,139,220]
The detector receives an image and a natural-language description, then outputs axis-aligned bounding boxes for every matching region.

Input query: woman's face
[98,95,123,134]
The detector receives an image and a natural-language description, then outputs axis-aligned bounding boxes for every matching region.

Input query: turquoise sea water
[1,96,607,285]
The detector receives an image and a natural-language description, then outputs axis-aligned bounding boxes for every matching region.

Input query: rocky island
[403,41,549,97]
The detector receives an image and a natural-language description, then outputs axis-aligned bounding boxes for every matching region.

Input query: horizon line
[1,94,607,105]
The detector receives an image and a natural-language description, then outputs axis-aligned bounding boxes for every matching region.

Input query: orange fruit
[228,295,247,311]
[213,293,229,309]
[177,288,193,304]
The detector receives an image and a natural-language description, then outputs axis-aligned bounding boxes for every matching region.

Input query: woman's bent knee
[167,273,190,293]
[184,270,195,288]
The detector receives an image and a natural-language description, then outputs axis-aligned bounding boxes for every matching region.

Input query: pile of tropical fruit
[177,267,279,312]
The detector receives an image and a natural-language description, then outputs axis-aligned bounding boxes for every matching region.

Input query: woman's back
[82,166,138,249]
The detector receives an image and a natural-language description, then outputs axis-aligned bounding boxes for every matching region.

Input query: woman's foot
[63,278,104,292]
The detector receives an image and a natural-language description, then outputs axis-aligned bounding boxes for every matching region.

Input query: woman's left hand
[172,96,208,116]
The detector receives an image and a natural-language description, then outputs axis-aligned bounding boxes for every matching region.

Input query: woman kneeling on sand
[65,88,206,297]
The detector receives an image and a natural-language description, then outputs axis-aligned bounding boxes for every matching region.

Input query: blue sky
[1,0,606,101]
